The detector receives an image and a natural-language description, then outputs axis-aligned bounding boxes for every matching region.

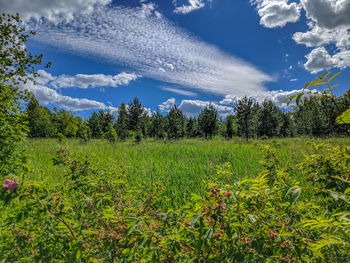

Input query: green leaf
[327,72,341,84]
[336,108,350,124]
[296,93,304,105]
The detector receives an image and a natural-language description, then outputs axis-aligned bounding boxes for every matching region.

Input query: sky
[2,0,350,117]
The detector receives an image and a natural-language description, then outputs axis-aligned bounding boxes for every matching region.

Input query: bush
[1,143,349,262]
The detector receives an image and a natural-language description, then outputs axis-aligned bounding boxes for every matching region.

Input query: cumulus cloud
[301,0,350,29]
[18,70,136,111]
[251,0,350,73]
[22,81,110,111]
[31,4,271,97]
[220,88,317,108]
[173,0,208,14]
[304,47,350,73]
[0,0,111,24]
[159,98,235,117]
[252,0,301,28]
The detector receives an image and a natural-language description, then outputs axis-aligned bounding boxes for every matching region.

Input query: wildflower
[224,191,231,198]
[3,179,18,193]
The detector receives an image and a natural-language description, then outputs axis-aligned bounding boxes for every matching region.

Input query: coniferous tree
[149,110,165,139]
[88,112,103,138]
[225,114,237,139]
[236,97,256,140]
[258,99,282,138]
[166,104,185,140]
[128,98,144,131]
[114,103,129,141]
[198,103,218,139]
[185,117,198,138]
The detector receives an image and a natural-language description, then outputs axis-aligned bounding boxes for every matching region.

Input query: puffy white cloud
[173,0,207,14]
[301,0,350,29]
[304,47,350,73]
[31,4,271,96]
[220,88,317,108]
[51,72,139,89]
[304,47,335,73]
[22,81,109,111]
[293,25,350,48]
[252,0,301,28]
[0,0,111,24]
[159,98,235,117]
[18,70,136,111]
[158,98,176,112]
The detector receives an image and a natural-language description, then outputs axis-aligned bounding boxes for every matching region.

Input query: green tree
[88,112,103,138]
[236,97,257,140]
[104,123,117,143]
[114,103,129,141]
[166,104,185,140]
[225,114,237,139]
[198,103,218,139]
[258,99,282,138]
[149,110,165,139]
[128,98,144,132]
[0,13,48,177]
[26,95,56,137]
[185,117,199,138]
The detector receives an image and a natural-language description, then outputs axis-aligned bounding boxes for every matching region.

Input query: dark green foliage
[115,103,129,141]
[128,97,144,132]
[26,95,57,137]
[185,117,199,138]
[258,99,283,138]
[0,83,28,177]
[0,13,47,177]
[88,112,103,138]
[149,110,165,139]
[166,104,185,140]
[236,96,258,140]
[198,103,218,139]
[224,114,237,139]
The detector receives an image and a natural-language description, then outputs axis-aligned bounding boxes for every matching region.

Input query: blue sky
[3,0,350,117]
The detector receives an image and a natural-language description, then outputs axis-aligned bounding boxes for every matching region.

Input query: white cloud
[160,86,197,97]
[252,0,301,28]
[220,88,317,108]
[301,0,350,29]
[251,0,350,73]
[18,70,136,111]
[304,47,350,73]
[31,4,271,96]
[51,72,139,89]
[158,98,176,112]
[173,0,207,14]
[290,78,298,81]
[22,81,110,111]
[0,0,111,24]
[159,98,235,117]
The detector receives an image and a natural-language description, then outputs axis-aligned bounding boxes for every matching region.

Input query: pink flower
[224,191,231,198]
[3,179,18,193]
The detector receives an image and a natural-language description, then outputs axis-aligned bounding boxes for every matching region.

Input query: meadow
[26,137,349,207]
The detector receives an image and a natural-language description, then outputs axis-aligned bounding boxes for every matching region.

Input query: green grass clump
[25,137,349,207]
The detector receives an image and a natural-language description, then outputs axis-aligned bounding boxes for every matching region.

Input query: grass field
[26,137,350,207]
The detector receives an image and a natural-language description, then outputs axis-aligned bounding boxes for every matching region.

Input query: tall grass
[26,137,349,207]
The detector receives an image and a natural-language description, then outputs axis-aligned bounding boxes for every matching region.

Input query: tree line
[25,90,350,142]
